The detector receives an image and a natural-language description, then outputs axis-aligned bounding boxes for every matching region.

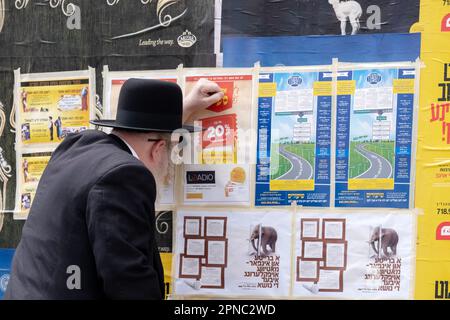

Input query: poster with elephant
[173,209,292,298]
[293,210,417,299]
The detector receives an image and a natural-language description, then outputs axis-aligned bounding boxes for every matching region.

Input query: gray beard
[154,161,175,206]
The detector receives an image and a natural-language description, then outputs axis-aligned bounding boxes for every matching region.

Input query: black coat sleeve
[85,163,163,300]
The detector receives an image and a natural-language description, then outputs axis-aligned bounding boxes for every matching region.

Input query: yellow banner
[258,82,277,97]
[337,80,356,95]
[270,179,315,191]
[313,81,332,96]
[393,79,415,94]
[348,178,394,191]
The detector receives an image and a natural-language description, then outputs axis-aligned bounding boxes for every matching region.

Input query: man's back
[5,130,164,299]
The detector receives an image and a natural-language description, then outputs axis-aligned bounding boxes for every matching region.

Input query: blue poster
[0,249,14,299]
[256,70,332,207]
[335,67,416,208]
[223,33,421,68]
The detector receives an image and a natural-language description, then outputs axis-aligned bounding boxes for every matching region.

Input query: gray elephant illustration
[369,226,399,258]
[250,224,278,256]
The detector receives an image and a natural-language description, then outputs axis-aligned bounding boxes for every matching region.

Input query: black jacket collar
[108,133,133,155]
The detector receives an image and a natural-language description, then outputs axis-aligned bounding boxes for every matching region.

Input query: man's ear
[149,140,167,161]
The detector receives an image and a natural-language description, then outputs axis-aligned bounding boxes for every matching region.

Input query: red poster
[201,114,237,150]
[207,81,234,113]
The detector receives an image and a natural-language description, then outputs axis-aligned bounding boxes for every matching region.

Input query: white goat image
[329,0,363,35]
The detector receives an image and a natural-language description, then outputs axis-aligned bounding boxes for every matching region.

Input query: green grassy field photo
[270,144,292,180]
[348,141,395,179]
[284,143,315,169]
[270,142,316,180]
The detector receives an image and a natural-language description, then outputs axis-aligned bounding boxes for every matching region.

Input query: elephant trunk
[370,240,379,254]
[251,238,259,253]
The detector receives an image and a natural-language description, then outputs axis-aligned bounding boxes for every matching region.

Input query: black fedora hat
[91,78,195,132]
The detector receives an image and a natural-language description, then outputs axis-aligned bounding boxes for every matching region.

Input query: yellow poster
[414,0,450,299]
[15,152,52,219]
[18,79,91,145]
[160,252,173,300]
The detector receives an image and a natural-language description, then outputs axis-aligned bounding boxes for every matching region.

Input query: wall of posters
[256,66,333,207]
[293,210,417,299]
[181,68,256,206]
[334,62,419,208]
[173,209,292,298]
[0,0,443,300]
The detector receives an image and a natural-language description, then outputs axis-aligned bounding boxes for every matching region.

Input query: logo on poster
[0,273,9,293]
[288,76,302,87]
[186,171,216,184]
[442,14,450,32]
[178,30,197,48]
[436,222,450,240]
[367,72,382,84]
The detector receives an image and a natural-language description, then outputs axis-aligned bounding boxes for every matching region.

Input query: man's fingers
[204,91,224,105]
[200,81,222,95]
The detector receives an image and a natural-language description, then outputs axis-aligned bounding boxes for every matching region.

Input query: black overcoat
[5,130,164,299]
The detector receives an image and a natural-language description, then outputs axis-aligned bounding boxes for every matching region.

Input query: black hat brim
[90,120,199,133]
